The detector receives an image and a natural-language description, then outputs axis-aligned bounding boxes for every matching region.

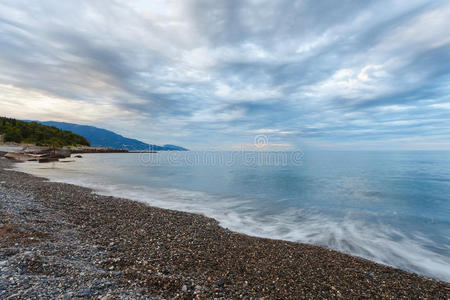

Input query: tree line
[0,117,90,147]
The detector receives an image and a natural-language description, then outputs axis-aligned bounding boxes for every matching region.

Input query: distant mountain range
[39,121,188,151]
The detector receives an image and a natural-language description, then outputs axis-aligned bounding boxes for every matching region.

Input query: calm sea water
[15,151,450,281]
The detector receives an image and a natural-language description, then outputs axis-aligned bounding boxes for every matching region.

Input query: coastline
[1,158,449,299]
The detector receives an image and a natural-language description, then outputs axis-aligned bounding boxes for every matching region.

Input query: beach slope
[0,159,448,299]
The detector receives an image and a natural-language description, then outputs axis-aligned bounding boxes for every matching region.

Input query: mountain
[1,117,90,146]
[160,144,189,151]
[39,121,188,151]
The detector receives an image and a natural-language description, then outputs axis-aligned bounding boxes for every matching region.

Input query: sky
[1,0,450,150]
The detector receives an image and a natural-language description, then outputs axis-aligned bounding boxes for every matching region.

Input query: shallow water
[16,151,450,282]
[0,145,23,152]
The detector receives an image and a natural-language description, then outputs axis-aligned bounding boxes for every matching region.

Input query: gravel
[1,158,449,299]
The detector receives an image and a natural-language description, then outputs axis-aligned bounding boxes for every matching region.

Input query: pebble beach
[1,158,449,299]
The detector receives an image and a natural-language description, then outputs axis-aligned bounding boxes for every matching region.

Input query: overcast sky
[1,0,450,150]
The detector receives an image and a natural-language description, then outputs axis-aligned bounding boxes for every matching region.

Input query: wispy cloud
[0,0,449,149]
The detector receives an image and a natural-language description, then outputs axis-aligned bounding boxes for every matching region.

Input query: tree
[4,128,23,143]
[0,117,90,146]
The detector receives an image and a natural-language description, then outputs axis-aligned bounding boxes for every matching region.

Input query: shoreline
[1,158,449,298]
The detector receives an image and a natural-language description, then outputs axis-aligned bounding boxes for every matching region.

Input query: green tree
[0,117,90,146]
[4,128,23,143]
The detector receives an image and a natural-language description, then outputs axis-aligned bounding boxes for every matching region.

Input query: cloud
[302,64,392,101]
[0,84,138,124]
[0,0,449,149]
[214,82,281,102]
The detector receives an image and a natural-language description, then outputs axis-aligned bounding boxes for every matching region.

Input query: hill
[0,117,90,147]
[39,121,188,151]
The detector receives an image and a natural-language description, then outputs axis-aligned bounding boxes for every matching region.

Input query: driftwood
[23,146,52,155]
[4,152,38,162]
[38,157,59,163]
[70,147,128,153]
[23,146,71,159]
[3,146,129,162]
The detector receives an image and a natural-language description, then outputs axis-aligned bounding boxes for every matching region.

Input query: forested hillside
[41,121,188,151]
[0,117,90,146]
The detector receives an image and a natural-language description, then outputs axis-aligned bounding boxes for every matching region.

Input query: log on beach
[70,147,129,154]
[38,157,59,163]
[23,146,52,155]
[0,159,449,299]
[4,152,38,162]
[24,147,71,159]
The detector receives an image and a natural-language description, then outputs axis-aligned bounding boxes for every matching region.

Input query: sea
[14,150,450,282]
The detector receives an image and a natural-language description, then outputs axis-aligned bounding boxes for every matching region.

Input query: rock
[75,288,91,297]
